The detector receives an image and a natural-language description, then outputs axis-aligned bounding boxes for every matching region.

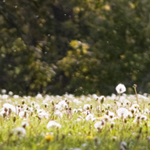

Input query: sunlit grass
[0,85,150,150]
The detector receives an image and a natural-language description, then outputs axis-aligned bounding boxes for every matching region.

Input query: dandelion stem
[133,84,138,104]
[118,93,121,101]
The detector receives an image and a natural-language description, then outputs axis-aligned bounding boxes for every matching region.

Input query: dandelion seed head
[116,83,126,94]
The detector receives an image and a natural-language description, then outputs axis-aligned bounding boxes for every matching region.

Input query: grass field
[0,84,150,150]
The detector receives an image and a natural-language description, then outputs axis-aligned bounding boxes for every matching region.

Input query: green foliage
[0,0,150,95]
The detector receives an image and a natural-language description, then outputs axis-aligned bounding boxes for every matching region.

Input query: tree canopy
[0,0,150,95]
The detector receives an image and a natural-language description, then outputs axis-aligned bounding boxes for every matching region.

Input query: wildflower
[94,136,101,146]
[36,93,43,99]
[132,104,139,109]
[92,94,98,100]
[55,104,61,110]
[21,99,26,105]
[99,96,106,104]
[129,107,137,114]
[110,122,115,128]
[58,100,68,109]
[13,115,16,122]
[120,141,127,150]
[34,103,40,109]
[86,136,93,139]
[83,104,90,110]
[73,109,78,113]
[73,99,82,105]
[140,115,147,121]
[38,111,49,119]
[0,110,6,118]
[85,114,94,121]
[77,108,82,113]
[8,91,13,96]
[2,89,6,94]
[112,136,117,141]
[147,136,150,141]
[106,104,111,109]
[94,120,105,130]
[81,143,87,147]
[12,127,26,137]
[117,108,131,119]
[144,108,149,114]
[43,102,49,108]
[3,103,16,113]
[19,111,29,118]
[86,97,91,102]
[45,134,54,141]
[72,148,81,150]
[31,101,35,106]
[108,111,115,119]
[77,118,82,122]
[116,84,126,94]
[21,121,29,128]
[133,115,141,123]
[47,121,61,129]
[102,115,110,122]
[2,94,9,100]
[13,95,20,99]
[54,110,63,118]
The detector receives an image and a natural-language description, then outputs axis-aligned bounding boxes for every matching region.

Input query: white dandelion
[47,121,61,129]
[116,83,126,94]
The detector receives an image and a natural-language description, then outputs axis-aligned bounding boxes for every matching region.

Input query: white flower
[92,94,98,100]
[54,110,63,118]
[86,97,91,102]
[19,111,29,118]
[120,141,127,150]
[106,104,111,109]
[117,108,131,118]
[77,118,82,122]
[13,95,20,99]
[144,108,149,114]
[3,103,16,113]
[109,111,115,119]
[47,121,61,129]
[72,148,81,150]
[116,83,126,94]
[38,111,49,119]
[12,127,26,136]
[2,94,9,99]
[21,121,29,128]
[73,109,78,113]
[94,120,105,130]
[129,107,137,114]
[58,101,68,109]
[140,115,147,121]
[85,114,94,121]
[132,104,139,109]
[55,104,61,110]
[73,99,82,105]
[0,110,6,117]
[36,93,43,99]
[102,115,110,122]
[2,89,7,94]
[98,96,106,104]
[83,104,90,110]
[8,91,13,96]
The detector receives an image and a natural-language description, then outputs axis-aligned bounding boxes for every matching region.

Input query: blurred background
[0,0,150,96]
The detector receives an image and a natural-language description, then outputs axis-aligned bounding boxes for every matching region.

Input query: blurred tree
[0,0,150,95]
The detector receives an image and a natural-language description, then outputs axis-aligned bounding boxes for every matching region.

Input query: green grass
[0,93,150,150]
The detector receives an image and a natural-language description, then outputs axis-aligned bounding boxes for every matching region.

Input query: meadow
[0,84,150,150]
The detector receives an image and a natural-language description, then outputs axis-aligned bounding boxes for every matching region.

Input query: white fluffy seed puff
[116,83,126,94]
